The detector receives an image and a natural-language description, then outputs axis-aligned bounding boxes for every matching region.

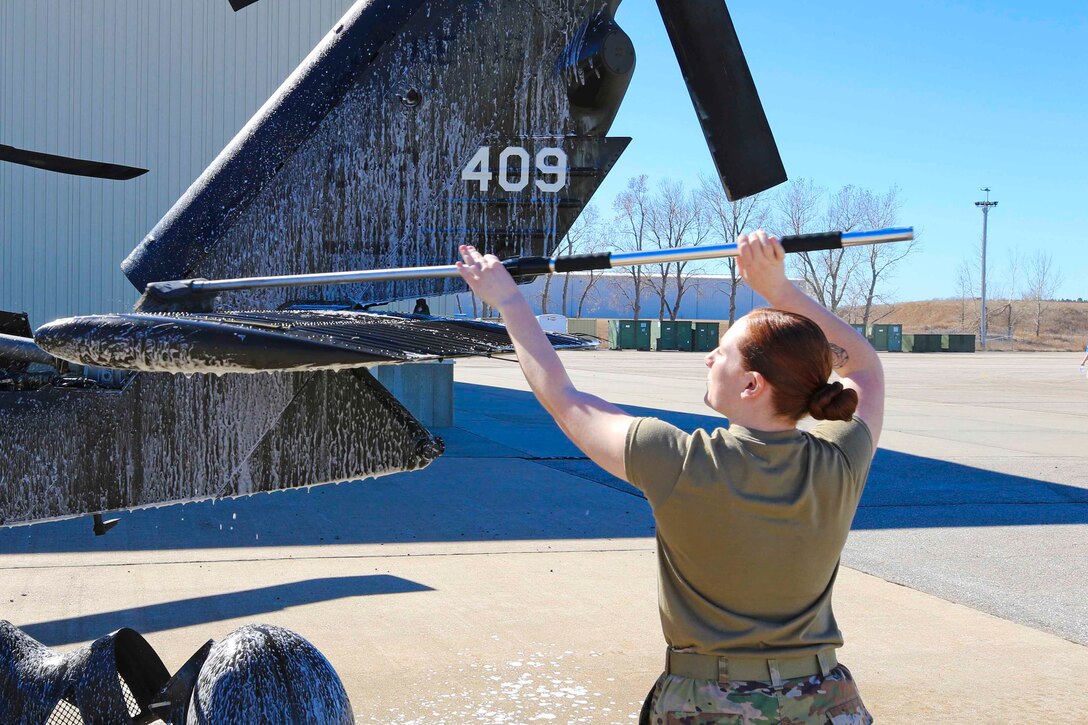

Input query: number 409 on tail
[460,145,568,193]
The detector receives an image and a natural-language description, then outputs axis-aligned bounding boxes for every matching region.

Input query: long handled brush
[137,228,914,313]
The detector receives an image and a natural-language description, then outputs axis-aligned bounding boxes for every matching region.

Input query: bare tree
[809,185,868,313]
[644,180,710,320]
[1003,249,1026,340]
[854,186,916,327]
[561,204,603,316]
[774,178,823,237]
[612,175,652,320]
[774,179,867,312]
[1023,251,1063,337]
[538,204,602,316]
[955,257,978,333]
[539,262,556,315]
[575,273,606,318]
[700,174,769,323]
[1001,248,1022,301]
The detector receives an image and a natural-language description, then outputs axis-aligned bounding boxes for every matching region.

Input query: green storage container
[608,320,629,350]
[652,320,676,351]
[676,321,694,351]
[851,323,867,338]
[870,324,903,352]
[608,320,652,350]
[887,325,902,352]
[870,326,888,351]
[947,334,976,352]
[652,320,695,351]
[906,333,942,352]
[693,322,721,352]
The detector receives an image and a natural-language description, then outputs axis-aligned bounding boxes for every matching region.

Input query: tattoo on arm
[830,343,849,369]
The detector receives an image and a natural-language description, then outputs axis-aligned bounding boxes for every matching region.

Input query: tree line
[955,246,1063,340]
[532,175,915,326]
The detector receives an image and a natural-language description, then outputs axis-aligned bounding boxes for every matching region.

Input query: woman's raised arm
[456,245,635,481]
[736,231,885,450]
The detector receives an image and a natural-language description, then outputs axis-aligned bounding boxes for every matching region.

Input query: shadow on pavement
[0,383,1084,555]
[856,448,1088,529]
[16,575,431,647]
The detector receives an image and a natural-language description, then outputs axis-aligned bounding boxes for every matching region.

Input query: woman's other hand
[736,230,790,305]
[456,245,524,312]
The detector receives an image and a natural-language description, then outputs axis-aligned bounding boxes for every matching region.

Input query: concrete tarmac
[1,350,1087,723]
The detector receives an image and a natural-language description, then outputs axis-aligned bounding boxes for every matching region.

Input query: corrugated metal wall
[0,0,354,327]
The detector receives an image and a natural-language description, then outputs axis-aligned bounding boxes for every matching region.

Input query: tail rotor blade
[655,0,786,201]
[0,144,148,181]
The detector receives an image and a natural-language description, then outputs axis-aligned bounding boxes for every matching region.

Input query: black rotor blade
[655,0,786,201]
[0,144,148,181]
[228,0,262,10]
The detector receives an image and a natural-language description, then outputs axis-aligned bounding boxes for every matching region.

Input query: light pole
[975,188,998,350]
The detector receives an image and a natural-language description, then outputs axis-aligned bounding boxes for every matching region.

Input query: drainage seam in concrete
[0,545,659,572]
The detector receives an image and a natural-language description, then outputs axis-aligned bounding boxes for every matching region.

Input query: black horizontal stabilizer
[655,0,786,200]
[0,311,53,372]
[229,0,262,10]
[0,143,147,181]
[0,311,33,340]
[35,310,597,374]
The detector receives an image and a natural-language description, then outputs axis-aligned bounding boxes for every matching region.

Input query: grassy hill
[842,299,1088,352]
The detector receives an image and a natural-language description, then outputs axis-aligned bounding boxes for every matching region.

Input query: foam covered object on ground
[187,624,353,724]
[0,620,169,723]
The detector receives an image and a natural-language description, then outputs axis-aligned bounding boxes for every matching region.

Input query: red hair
[737,309,858,422]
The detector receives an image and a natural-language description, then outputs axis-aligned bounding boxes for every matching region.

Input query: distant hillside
[841,299,1088,352]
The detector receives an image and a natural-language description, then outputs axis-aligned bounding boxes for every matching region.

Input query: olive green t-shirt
[624,416,873,658]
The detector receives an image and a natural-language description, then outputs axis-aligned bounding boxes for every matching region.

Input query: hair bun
[808,381,859,421]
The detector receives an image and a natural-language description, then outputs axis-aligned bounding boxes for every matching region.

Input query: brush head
[135,279,219,313]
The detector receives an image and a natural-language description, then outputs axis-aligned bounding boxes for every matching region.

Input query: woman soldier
[457,229,881,724]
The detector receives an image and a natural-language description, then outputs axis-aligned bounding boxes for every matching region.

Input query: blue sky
[594,1,1088,301]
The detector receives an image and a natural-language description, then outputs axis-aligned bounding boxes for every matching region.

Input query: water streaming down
[123,0,632,310]
[0,368,441,526]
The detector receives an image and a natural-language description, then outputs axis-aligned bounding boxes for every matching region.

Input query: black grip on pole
[553,252,613,274]
[502,257,552,278]
[780,232,843,254]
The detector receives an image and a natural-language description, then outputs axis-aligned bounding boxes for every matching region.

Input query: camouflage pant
[641,664,872,725]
